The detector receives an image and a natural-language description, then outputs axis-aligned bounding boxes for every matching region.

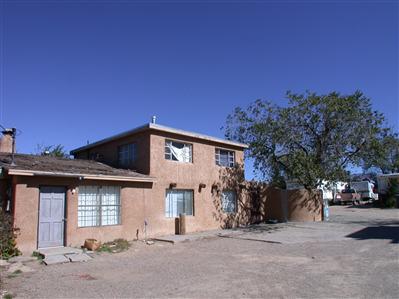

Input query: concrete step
[37,247,82,258]
[38,247,91,265]
[43,255,70,265]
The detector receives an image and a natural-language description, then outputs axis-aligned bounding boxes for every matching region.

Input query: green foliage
[384,178,398,208]
[0,211,20,260]
[361,130,399,174]
[35,143,69,158]
[225,91,386,189]
[98,239,130,253]
[31,251,44,260]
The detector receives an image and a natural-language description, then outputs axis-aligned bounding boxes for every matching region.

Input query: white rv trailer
[350,181,378,200]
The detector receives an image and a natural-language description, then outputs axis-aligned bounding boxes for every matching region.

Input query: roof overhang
[377,173,399,177]
[70,123,248,154]
[6,169,155,183]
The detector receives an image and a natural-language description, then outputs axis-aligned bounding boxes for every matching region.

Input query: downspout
[11,175,17,226]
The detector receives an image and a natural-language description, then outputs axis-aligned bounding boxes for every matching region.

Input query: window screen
[78,186,121,227]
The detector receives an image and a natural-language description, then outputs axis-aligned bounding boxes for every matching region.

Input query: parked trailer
[350,181,378,200]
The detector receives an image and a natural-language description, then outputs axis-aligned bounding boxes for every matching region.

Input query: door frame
[37,185,67,249]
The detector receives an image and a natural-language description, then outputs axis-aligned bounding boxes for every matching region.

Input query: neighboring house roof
[377,173,399,177]
[0,153,154,182]
[70,123,248,154]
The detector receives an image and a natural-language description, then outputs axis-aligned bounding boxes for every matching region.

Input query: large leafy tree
[225,91,386,189]
[361,129,399,174]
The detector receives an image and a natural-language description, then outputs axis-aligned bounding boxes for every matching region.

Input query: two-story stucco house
[0,122,248,254]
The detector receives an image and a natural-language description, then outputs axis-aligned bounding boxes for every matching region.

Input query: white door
[38,186,65,248]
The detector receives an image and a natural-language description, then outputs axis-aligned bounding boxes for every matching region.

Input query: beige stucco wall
[286,189,322,222]
[12,176,152,254]
[73,129,247,237]
[141,131,246,236]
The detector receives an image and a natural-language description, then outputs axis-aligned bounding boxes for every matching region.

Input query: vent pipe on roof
[151,115,157,124]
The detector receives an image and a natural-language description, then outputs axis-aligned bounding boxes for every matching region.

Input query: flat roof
[70,123,248,154]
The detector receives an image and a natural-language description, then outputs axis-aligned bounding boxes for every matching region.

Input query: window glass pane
[78,186,120,227]
[165,191,172,218]
[165,190,193,217]
[184,190,193,215]
[222,190,236,213]
[165,140,192,162]
[215,149,235,167]
[78,186,101,227]
[176,192,184,215]
[118,143,136,167]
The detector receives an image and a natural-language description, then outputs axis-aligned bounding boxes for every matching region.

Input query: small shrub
[384,178,398,208]
[3,293,13,299]
[98,239,130,253]
[0,211,20,260]
[31,251,44,261]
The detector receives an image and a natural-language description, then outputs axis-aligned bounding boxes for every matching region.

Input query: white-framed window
[221,190,237,213]
[165,190,194,218]
[78,186,121,227]
[215,148,235,167]
[165,140,192,163]
[118,143,137,167]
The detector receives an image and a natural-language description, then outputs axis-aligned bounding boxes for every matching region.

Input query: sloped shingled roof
[0,153,153,182]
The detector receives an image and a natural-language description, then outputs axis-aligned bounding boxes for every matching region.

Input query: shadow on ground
[234,223,282,234]
[346,225,399,244]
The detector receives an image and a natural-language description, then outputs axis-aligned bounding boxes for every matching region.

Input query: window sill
[165,215,195,219]
[165,159,193,164]
[216,164,235,168]
[223,213,237,216]
[77,224,122,228]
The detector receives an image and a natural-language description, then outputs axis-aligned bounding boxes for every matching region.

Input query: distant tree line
[35,143,70,158]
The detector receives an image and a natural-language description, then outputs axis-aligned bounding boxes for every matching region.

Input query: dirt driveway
[2,206,398,298]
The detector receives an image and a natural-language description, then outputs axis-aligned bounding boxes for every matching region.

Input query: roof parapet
[70,123,248,154]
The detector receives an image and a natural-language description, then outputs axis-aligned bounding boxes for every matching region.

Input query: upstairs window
[215,148,235,167]
[118,143,137,167]
[165,140,192,163]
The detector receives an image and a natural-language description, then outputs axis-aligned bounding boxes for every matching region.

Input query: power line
[0,0,5,123]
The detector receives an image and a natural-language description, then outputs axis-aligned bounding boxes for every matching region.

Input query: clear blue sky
[0,0,398,179]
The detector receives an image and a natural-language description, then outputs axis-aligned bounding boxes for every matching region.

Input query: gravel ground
[1,205,398,298]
